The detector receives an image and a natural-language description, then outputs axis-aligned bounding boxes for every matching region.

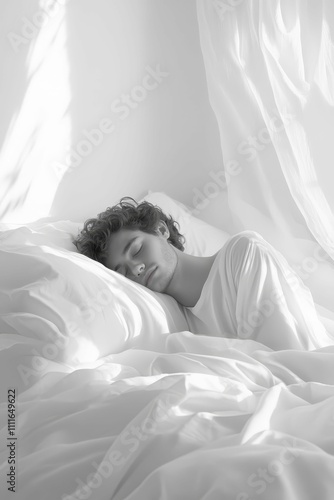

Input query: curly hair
[73,197,185,264]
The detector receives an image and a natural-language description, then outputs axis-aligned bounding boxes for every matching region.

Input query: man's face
[105,225,177,293]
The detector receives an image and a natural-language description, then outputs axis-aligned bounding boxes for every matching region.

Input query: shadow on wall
[49,0,225,222]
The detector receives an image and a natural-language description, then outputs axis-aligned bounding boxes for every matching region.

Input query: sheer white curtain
[196,0,334,331]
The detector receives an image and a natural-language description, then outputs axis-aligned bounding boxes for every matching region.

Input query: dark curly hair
[73,197,185,264]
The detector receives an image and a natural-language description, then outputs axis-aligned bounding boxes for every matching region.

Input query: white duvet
[1,332,334,499]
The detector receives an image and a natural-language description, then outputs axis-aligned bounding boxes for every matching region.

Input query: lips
[144,266,157,286]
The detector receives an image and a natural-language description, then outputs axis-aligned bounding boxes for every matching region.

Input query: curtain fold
[196,0,334,330]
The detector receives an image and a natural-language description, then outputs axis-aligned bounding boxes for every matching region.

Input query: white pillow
[0,223,189,367]
[0,192,230,370]
[141,191,230,256]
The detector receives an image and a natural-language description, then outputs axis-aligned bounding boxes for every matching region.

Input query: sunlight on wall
[314,19,334,105]
[0,1,71,223]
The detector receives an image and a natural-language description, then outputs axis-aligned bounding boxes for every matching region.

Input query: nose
[128,262,145,278]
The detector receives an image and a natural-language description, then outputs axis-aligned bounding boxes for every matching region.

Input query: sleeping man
[74,197,333,351]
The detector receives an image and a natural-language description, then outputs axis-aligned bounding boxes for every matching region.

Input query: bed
[1,191,334,500]
[1,0,334,499]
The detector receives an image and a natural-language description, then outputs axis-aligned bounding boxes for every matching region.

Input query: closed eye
[134,245,142,257]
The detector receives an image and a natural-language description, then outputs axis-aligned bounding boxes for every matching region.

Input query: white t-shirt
[184,231,333,351]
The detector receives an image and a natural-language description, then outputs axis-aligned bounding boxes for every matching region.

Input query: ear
[156,220,170,239]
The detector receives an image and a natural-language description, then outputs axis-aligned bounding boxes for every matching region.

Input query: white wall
[0,0,230,228]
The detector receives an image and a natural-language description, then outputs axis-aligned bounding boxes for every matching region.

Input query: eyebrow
[114,236,138,272]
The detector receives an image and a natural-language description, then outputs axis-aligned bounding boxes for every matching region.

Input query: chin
[149,277,166,294]
[149,283,163,293]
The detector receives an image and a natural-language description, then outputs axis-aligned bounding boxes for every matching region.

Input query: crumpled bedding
[1,331,334,500]
[1,213,334,500]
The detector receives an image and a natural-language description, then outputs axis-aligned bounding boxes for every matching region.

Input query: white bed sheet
[1,332,334,500]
